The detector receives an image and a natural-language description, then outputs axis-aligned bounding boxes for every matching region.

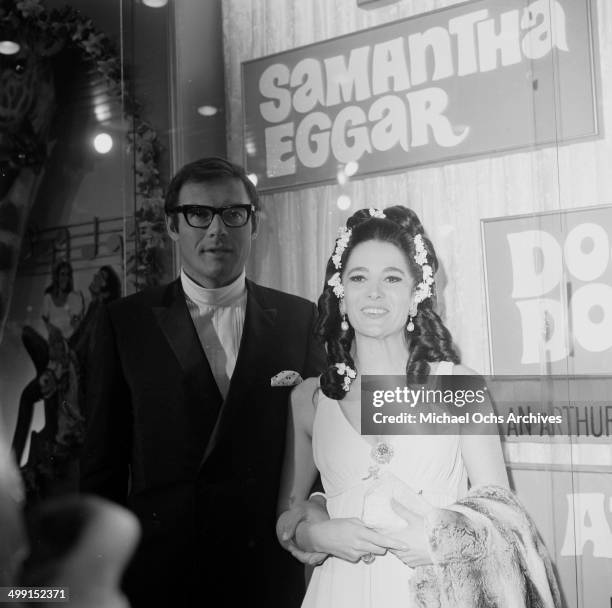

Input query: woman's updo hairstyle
[315,205,459,399]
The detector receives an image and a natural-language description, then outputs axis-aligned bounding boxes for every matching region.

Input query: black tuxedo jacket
[80,278,325,607]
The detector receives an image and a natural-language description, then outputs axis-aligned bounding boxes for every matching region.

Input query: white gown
[302,362,468,608]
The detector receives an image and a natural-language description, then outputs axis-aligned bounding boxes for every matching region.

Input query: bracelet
[309,491,327,501]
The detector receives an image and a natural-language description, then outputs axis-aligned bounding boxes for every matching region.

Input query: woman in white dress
[41,261,84,340]
[276,206,509,608]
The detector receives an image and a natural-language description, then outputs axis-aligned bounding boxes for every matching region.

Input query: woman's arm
[277,378,320,514]
[460,433,509,488]
[454,363,509,489]
[276,378,327,564]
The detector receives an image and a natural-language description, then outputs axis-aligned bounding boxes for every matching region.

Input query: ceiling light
[93,133,113,154]
[0,41,20,55]
[197,105,219,117]
[94,103,111,123]
[245,140,257,156]
[337,195,351,210]
[142,0,168,7]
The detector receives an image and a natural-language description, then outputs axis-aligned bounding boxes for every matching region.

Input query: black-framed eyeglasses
[169,204,255,229]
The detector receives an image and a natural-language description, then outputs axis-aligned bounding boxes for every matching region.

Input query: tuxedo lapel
[200,280,276,466]
[153,280,223,451]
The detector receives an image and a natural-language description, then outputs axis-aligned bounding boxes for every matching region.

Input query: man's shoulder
[107,281,178,315]
[248,280,316,312]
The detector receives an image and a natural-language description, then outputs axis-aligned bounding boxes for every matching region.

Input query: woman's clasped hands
[277,499,412,566]
[384,499,432,567]
[305,517,408,563]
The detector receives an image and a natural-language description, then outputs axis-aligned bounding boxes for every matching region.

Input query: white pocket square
[271,370,303,387]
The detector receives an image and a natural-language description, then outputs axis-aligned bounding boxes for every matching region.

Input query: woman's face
[58,266,71,291]
[343,239,414,339]
[90,269,107,295]
[99,270,109,290]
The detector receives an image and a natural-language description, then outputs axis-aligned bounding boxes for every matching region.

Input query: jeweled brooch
[371,441,394,465]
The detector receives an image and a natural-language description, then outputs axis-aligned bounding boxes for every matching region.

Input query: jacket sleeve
[79,302,131,506]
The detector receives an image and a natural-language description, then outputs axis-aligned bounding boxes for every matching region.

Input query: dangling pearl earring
[407,301,417,332]
[340,298,349,331]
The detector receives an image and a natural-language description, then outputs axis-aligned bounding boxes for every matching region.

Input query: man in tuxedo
[80,157,325,607]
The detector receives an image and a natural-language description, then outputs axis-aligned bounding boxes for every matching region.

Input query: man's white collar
[180,268,246,308]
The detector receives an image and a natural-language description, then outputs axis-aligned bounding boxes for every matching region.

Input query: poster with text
[242,0,598,191]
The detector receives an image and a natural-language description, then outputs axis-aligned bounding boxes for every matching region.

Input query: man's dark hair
[164,157,259,222]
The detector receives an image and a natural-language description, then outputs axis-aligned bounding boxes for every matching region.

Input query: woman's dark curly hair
[98,265,121,302]
[315,206,460,400]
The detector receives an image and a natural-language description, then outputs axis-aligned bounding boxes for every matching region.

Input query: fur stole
[409,485,563,608]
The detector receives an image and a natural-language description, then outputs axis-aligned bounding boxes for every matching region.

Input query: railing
[17,215,158,277]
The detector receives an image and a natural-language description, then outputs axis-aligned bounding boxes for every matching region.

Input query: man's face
[166,178,257,288]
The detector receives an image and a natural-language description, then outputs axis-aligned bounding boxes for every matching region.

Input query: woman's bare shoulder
[289,377,320,433]
[290,376,320,407]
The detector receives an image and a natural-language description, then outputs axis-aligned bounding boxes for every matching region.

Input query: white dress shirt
[181,269,247,399]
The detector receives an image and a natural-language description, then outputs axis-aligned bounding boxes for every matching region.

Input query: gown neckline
[322,360,452,452]
[325,394,381,451]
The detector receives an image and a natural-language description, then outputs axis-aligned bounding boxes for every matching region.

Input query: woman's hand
[386,499,432,567]
[306,518,407,563]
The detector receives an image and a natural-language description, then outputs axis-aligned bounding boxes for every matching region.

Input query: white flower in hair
[335,362,357,378]
[337,226,351,241]
[328,272,345,298]
[411,235,435,306]
[414,234,428,266]
[335,362,357,391]
[369,208,385,219]
[414,283,432,304]
[331,227,352,270]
